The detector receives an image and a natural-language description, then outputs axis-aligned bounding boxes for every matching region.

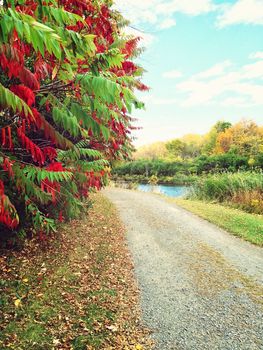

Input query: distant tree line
[113,120,263,178]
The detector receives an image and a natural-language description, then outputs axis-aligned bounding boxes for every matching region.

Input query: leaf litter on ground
[0,193,153,350]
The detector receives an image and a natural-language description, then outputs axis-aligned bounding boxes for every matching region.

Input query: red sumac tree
[0,0,147,237]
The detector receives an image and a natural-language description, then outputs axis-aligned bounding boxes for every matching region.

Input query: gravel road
[103,188,263,350]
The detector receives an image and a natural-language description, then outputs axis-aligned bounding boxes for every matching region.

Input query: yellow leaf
[135,345,143,350]
[14,299,21,308]
[52,66,58,80]
[22,278,28,283]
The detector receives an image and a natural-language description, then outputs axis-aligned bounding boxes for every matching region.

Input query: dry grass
[191,172,263,214]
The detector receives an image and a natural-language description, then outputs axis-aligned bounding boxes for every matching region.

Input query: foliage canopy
[0,0,148,237]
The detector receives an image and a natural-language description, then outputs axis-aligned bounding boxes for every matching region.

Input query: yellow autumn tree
[215,128,233,154]
[226,120,263,156]
[134,142,169,160]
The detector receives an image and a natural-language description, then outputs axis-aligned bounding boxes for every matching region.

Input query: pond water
[138,184,189,198]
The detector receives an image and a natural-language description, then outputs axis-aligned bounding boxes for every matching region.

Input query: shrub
[0,1,146,238]
[190,172,263,214]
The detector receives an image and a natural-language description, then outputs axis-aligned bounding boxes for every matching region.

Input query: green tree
[166,139,186,159]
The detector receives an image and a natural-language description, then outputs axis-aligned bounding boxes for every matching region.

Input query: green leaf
[0,83,33,118]
[23,166,73,184]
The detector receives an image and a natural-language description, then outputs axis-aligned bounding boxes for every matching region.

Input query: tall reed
[190,172,263,214]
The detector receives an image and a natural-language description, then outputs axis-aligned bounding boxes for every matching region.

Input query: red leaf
[46,162,64,172]
[7,127,13,150]
[1,128,6,146]
[10,85,35,107]
[0,180,4,196]
[17,127,45,165]
[19,67,40,91]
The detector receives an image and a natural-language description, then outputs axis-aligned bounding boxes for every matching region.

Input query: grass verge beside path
[174,199,263,246]
[0,193,152,350]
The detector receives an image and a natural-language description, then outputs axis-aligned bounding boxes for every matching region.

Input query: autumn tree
[134,142,168,160]
[202,121,232,155]
[215,128,233,154]
[229,120,263,156]
[215,120,263,157]
[0,0,147,236]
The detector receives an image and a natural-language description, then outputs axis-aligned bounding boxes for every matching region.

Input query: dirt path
[103,188,263,350]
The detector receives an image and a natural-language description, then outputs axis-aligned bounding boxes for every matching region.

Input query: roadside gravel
[103,188,263,350]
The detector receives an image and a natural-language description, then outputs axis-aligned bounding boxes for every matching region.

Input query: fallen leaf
[14,299,21,308]
[135,345,143,350]
[106,325,118,332]
[53,338,60,345]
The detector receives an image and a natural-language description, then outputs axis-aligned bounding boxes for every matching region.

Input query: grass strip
[0,193,152,350]
[174,199,263,246]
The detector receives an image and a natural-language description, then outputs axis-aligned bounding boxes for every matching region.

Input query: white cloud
[157,0,216,16]
[249,51,263,60]
[162,69,182,79]
[221,96,250,107]
[217,0,263,27]
[193,61,232,79]
[114,0,216,29]
[159,18,176,29]
[241,60,263,79]
[176,56,263,107]
[115,0,263,29]
[114,0,161,25]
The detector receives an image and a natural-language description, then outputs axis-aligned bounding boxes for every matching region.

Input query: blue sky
[115,0,263,146]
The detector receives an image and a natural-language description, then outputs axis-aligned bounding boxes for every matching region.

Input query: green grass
[174,199,263,246]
